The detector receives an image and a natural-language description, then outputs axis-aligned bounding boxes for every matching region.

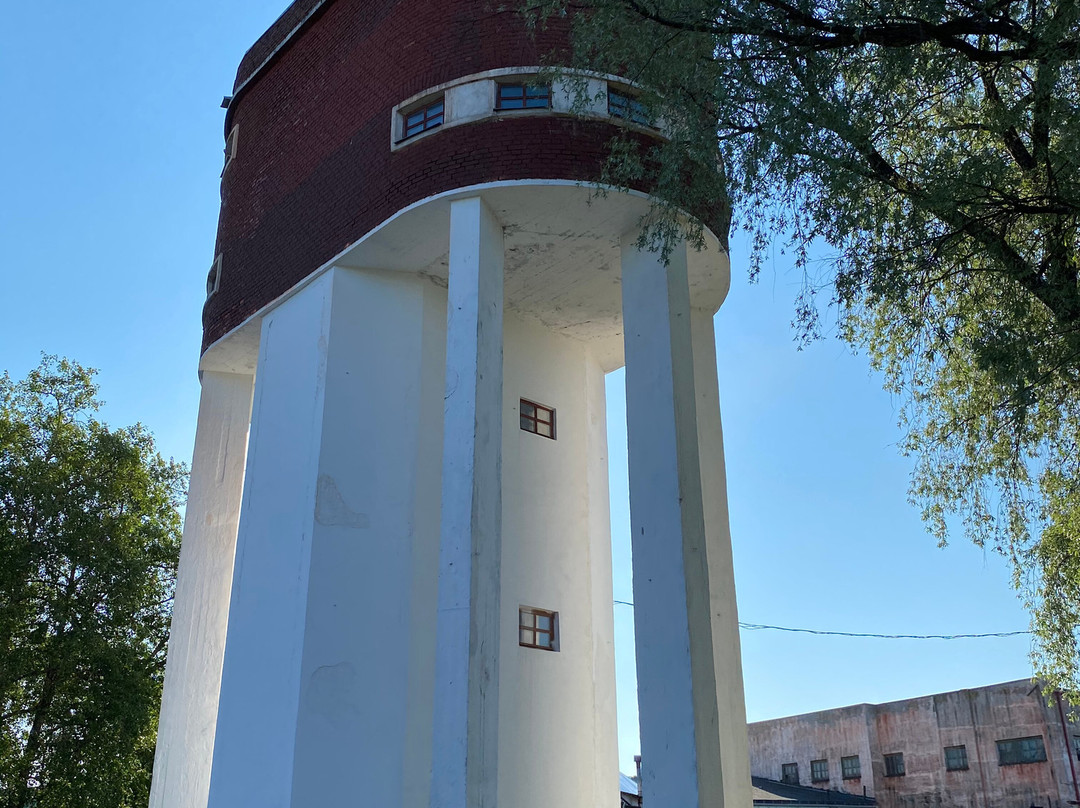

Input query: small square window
[781,763,799,784]
[401,97,444,140]
[884,752,905,777]
[519,399,555,439]
[997,736,1047,765]
[496,82,550,110]
[519,606,558,651]
[841,755,861,779]
[945,745,969,771]
[810,759,829,783]
[608,87,651,126]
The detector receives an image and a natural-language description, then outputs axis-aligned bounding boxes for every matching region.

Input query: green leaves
[534,0,1080,696]
[0,357,185,808]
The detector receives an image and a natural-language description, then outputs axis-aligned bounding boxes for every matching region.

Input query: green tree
[533,0,1080,694]
[0,357,185,808]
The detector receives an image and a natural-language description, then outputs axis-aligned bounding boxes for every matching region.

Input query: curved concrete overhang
[200,180,730,376]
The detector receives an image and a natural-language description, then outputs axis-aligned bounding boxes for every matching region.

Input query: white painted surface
[200,181,730,376]
[207,267,447,808]
[621,236,726,808]
[430,197,505,808]
[693,307,754,808]
[179,181,744,808]
[447,79,494,123]
[497,314,619,808]
[150,371,253,808]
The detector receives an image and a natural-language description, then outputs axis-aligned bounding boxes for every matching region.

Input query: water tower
[150,2,752,807]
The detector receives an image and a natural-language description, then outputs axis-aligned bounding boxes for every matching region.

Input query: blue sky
[1,0,1033,775]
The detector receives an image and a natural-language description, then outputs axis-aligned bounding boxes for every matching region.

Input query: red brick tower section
[206,0,656,353]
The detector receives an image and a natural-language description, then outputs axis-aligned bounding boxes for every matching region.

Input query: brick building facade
[749,680,1080,808]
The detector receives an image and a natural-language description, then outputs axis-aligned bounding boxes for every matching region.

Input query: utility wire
[612,601,1030,639]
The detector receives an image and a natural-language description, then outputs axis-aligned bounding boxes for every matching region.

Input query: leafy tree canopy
[532,0,1080,695]
[0,357,185,808]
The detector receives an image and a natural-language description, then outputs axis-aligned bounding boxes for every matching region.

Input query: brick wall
[205,0,708,351]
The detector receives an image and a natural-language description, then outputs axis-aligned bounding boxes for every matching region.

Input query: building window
[944,745,969,771]
[206,255,222,299]
[401,97,444,140]
[519,399,555,439]
[222,125,239,175]
[519,606,557,650]
[811,759,829,783]
[841,755,861,779]
[997,736,1047,765]
[608,87,650,126]
[781,763,799,784]
[496,82,551,110]
[884,753,906,777]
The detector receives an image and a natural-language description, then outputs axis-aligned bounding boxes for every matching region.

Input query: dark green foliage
[0,357,185,808]
[532,0,1080,695]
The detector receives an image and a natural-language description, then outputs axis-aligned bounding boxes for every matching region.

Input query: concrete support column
[150,371,254,808]
[429,196,504,808]
[207,267,446,808]
[692,307,754,808]
[620,236,725,808]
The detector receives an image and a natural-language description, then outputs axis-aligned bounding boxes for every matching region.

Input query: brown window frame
[781,762,799,784]
[810,759,829,783]
[401,96,445,141]
[496,82,551,110]
[519,398,556,439]
[519,606,558,651]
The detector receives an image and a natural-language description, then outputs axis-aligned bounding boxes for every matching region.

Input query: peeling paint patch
[315,474,370,528]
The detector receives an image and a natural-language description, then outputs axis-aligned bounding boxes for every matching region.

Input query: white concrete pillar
[429,196,504,808]
[692,307,754,808]
[207,267,446,808]
[620,236,725,808]
[150,370,254,808]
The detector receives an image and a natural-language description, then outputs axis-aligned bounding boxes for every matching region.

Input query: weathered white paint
[206,267,447,808]
[692,307,754,808]
[150,371,253,808]
[621,235,726,808]
[447,79,494,122]
[199,181,730,376]
[497,314,619,808]
[173,181,744,808]
[429,196,505,808]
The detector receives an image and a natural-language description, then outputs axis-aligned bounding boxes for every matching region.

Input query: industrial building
[749,680,1080,808]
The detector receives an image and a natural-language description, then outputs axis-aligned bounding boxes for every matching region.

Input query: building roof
[619,772,640,795]
[751,777,877,806]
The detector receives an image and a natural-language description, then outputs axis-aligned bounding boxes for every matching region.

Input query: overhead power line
[612,601,1030,640]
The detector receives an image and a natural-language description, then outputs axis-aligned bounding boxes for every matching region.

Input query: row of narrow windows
[399,79,654,143]
[781,735,1055,785]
